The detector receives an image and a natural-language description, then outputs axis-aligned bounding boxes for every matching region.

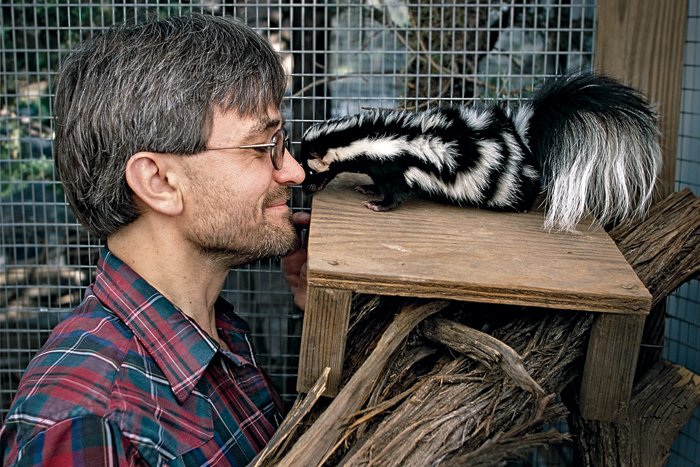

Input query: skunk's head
[299,133,337,194]
[300,115,365,194]
[300,111,408,194]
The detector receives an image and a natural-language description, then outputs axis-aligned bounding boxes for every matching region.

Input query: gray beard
[197,213,296,268]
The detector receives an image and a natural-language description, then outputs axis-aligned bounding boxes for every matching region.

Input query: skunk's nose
[302,183,317,194]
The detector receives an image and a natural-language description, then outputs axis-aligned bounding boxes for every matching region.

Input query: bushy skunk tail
[519,73,662,231]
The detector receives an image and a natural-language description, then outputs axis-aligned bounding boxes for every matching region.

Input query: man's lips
[265,196,290,209]
[264,187,292,209]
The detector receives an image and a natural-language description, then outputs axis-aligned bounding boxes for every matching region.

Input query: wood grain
[594,0,688,198]
[307,174,651,314]
[579,313,646,421]
[296,286,352,395]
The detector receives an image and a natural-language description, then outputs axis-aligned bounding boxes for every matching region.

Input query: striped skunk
[300,73,661,231]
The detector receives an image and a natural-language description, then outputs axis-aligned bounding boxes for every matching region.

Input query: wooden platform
[297,174,652,421]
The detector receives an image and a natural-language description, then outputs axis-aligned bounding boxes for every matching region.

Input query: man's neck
[107,219,228,341]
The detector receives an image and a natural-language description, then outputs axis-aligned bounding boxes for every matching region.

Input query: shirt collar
[91,248,251,403]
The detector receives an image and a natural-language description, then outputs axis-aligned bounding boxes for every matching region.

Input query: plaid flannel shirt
[1,249,285,466]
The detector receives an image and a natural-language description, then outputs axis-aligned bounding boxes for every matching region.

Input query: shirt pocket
[117,387,215,465]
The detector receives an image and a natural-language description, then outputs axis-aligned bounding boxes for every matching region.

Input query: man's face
[179,108,305,268]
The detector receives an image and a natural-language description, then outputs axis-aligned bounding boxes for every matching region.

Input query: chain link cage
[1,0,698,464]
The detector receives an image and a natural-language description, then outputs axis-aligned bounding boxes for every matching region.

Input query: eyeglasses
[204,127,290,170]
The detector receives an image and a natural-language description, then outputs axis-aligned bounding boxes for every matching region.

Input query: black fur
[301,73,661,231]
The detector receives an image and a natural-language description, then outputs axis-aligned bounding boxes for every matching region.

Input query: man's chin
[264,205,294,231]
[196,221,296,268]
[259,214,297,255]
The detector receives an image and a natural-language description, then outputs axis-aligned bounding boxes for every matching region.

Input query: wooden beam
[296,286,352,395]
[594,0,688,198]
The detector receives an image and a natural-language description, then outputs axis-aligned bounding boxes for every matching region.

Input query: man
[1,13,308,466]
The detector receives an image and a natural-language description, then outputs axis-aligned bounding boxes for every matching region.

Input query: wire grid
[666,0,700,464]
[0,1,596,424]
[4,2,697,464]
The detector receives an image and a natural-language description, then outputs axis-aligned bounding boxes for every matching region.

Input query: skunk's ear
[307,153,331,173]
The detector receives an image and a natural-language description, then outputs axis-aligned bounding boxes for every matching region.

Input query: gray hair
[54,13,287,239]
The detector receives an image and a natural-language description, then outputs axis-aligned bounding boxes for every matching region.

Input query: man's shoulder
[3,293,216,461]
[33,294,134,375]
[6,296,134,426]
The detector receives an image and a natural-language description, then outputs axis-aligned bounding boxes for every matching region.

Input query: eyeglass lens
[272,128,290,170]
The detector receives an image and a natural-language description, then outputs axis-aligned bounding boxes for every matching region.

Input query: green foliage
[0,75,54,198]
[0,156,55,198]
[1,1,185,200]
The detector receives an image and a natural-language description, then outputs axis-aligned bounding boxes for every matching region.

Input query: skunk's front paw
[363,201,389,212]
[363,199,400,212]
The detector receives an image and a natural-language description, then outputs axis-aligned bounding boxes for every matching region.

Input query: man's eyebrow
[254,117,283,133]
[238,116,284,141]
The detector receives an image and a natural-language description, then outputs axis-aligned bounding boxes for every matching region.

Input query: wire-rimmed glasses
[204,127,290,170]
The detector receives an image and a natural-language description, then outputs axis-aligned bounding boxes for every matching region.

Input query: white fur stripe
[512,104,534,145]
[303,114,362,141]
[488,132,526,207]
[403,138,503,204]
[459,106,492,131]
[329,135,459,172]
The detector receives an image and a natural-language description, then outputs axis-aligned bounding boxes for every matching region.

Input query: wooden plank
[307,174,651,315]
[594,0,688,198]
[579,313,646,421]
[296,286,352,395]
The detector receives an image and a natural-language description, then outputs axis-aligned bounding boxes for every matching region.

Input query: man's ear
[125,152,184,216]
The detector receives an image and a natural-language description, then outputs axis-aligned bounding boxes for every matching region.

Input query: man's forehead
[214,107,283,136]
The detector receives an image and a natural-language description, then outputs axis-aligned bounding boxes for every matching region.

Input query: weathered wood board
[307,174,650,313]
[298,173,652,421]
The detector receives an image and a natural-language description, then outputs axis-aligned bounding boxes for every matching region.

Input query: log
[277,300,449,466]
[420,317,546,400]
[569,189,700,465]
[570,360,700,467]
[337,311,591,466]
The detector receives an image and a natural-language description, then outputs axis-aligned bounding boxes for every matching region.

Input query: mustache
[263,186,291,208]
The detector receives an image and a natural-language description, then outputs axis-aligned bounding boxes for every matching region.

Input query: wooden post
[296,286,352,395]
[594,0,688,198]
[579,313,646,421]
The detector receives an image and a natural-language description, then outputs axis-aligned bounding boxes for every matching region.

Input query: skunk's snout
[302,181,323,194]
[302,174,328,194]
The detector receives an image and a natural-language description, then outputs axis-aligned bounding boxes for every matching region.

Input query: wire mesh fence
[0,0,697,463]
[1,0,596,420]
[666,1,700,464]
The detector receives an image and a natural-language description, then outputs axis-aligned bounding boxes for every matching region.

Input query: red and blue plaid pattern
[1,249,284,466]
